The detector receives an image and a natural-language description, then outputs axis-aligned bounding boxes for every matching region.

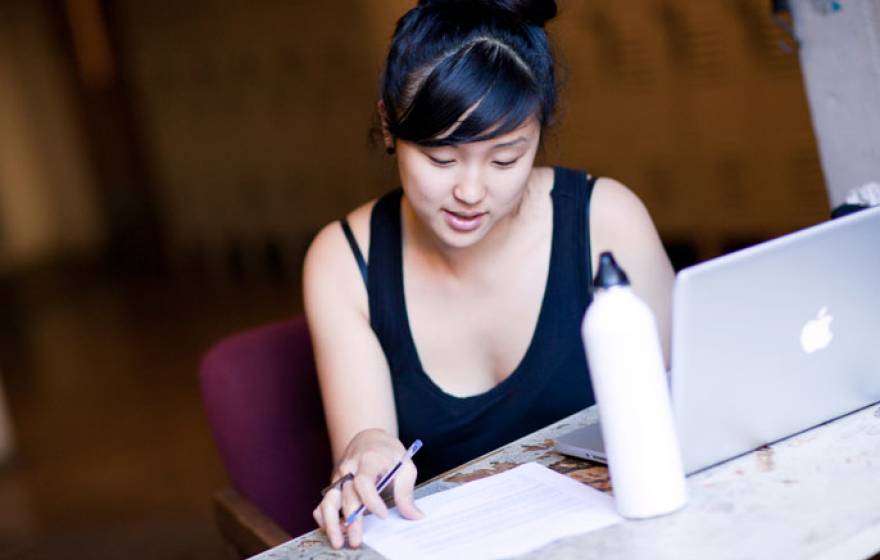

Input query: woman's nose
[452,171,486,206]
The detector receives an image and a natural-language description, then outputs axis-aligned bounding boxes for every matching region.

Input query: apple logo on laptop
[800,306,834,354]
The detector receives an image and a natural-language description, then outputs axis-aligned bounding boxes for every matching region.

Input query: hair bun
[492,0,557,26]
[417,0,557,27]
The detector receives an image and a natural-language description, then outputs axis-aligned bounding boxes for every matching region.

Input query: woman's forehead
[443,116,540,149]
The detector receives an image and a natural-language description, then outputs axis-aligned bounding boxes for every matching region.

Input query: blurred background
[0,1,827,558]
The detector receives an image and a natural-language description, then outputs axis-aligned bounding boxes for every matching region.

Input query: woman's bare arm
[589,177,676,368]
[303,219,398,458]
[303,212,421,549]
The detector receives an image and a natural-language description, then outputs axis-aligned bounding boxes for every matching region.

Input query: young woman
[304,0,675,549]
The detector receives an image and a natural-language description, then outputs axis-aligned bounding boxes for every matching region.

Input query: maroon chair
[199,316,333,556]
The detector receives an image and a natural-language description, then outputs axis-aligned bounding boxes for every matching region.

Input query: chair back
[199,316,332,536]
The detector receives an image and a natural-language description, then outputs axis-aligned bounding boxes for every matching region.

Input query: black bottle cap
[593,251,630,289]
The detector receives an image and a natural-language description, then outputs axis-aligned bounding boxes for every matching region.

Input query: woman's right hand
[313,428,424,549]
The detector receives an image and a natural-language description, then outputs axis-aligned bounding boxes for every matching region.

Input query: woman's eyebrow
[492,137,528,149]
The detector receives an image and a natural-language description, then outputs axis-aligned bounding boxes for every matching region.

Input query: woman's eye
[427,155,455,165]
[493,159,519,168]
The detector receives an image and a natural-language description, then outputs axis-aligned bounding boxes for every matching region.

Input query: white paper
[362,462,622,560]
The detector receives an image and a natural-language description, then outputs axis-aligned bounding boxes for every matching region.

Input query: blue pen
[345,439,423,526]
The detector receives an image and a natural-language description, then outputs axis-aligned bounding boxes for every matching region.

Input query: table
[250,403,880,559]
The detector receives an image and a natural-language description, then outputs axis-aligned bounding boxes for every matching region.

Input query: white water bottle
[582,252,687,519]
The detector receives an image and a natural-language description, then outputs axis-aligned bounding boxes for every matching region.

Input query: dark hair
[380,0,559,148]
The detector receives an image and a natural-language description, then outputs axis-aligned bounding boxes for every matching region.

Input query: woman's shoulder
[591,177,652,227]
[306,199,376,267]
[589,176,661,262]
[302,198,378,313]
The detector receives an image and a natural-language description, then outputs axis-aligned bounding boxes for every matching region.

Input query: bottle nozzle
[593,251,630,289]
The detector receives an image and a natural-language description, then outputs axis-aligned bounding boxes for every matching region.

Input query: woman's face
[396,116,542,250]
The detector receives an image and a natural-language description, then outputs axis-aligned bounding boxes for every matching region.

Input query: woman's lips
[442,209,487,232]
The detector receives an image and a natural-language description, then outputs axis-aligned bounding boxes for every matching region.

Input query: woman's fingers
[319,490,345,549]
[318,462,420,552]
[345,516,365,548]
[392,461,424,520]
[314,433,417,549]
[353,468,389,519]
[339,474,359,519]
[340,476,364,547]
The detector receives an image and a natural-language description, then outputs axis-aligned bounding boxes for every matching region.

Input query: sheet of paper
[362,462,622,560]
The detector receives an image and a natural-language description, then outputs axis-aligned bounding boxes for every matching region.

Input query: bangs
[394,40,541,147]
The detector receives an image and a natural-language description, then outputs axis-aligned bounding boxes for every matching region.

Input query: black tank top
[342,166,597,481]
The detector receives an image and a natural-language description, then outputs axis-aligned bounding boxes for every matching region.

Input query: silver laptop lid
[671,206,880,474]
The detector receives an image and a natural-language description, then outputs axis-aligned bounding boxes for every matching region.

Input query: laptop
[555,205,880,474]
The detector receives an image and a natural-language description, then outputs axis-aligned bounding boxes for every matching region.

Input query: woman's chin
[434,223,490,249]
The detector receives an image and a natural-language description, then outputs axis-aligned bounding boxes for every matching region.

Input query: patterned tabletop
[251,403,880,559]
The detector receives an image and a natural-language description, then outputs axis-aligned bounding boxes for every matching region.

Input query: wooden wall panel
[0,2,103,270]
[110,0,828,275]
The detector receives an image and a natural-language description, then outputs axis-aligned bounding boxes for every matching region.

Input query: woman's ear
[377,100,395,154]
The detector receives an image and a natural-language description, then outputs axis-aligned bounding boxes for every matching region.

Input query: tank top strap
[366,188,415,368]
[550,166,596,309]
[339,218,368,285]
